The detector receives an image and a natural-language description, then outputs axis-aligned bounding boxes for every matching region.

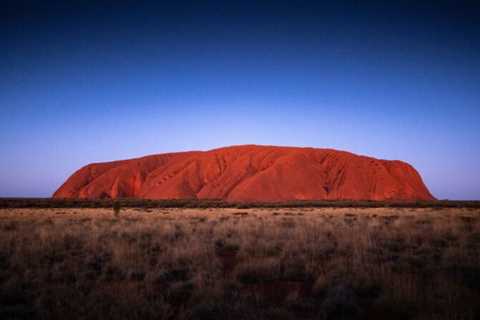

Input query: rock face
[53,145,435,201]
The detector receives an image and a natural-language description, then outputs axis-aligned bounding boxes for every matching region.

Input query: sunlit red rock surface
[53,145,435,201]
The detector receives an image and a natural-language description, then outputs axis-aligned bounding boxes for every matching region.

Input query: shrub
[113,201,121,217]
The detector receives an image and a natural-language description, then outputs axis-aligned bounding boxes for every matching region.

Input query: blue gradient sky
[1,0,479,199]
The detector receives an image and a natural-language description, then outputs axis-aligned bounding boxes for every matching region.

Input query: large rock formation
[53,145,435,201]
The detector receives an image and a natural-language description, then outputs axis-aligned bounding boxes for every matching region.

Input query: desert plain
[1,205,479,320]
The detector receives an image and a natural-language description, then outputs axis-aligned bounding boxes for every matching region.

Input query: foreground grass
[0,207,479,319]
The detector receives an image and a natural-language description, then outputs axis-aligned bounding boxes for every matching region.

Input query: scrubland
[0,207,479,319]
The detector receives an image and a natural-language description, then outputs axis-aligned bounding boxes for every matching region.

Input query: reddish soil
[53,145,435,201]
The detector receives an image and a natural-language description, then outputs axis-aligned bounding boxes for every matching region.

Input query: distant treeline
[1,198,479,209]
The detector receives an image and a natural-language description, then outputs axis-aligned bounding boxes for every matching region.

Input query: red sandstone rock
[53,145,435,201]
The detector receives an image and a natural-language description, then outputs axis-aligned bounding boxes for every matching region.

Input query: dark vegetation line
[1,198,479,209]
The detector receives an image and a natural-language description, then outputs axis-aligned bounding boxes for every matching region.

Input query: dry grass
[0,207,479,319]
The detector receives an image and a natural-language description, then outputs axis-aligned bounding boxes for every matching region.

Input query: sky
[1,0,479,199]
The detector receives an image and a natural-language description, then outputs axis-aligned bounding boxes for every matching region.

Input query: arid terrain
[1,206,479,319]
